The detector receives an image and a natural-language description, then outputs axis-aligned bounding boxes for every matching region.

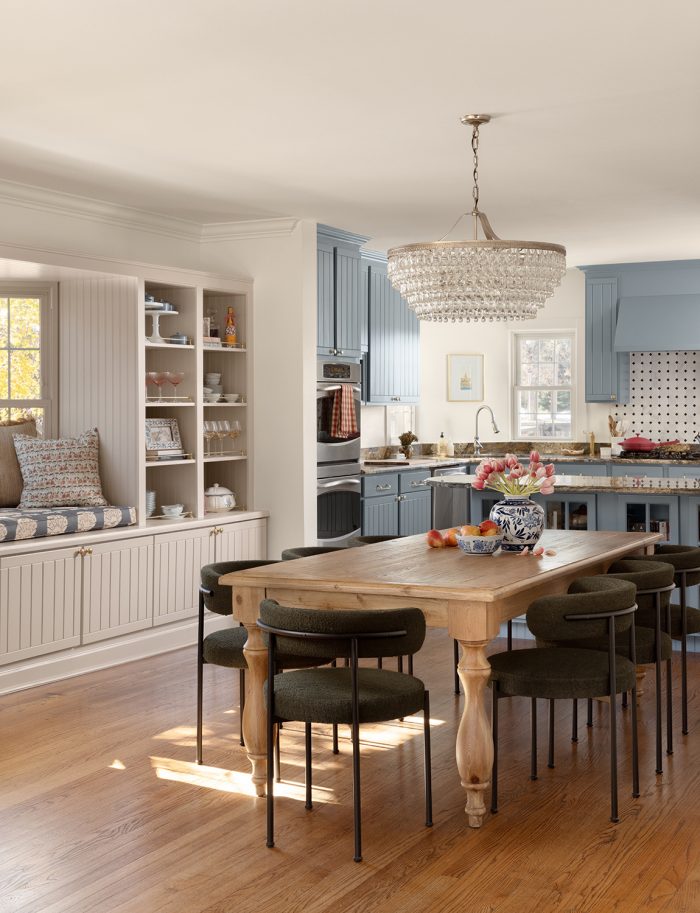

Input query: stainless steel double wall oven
[316,358,361,546]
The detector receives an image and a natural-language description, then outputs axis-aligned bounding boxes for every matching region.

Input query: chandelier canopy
[387,115,567,322]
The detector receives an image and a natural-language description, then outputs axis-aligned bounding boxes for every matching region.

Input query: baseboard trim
[0,614,229,696]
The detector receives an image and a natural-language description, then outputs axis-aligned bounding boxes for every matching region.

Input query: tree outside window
[514,333,574,440]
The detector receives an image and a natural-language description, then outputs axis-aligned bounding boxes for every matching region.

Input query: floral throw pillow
[14,428,108,508]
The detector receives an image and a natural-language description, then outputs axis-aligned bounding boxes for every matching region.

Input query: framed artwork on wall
[447,354,484,402]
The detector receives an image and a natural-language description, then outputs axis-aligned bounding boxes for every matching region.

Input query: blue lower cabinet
[362,494,398,536]
[679,496,700,609]
[469,491,502,525]
[398,490,431,536]
[597,493,680,545]
[555,462,608,477]
[533,492,598,530]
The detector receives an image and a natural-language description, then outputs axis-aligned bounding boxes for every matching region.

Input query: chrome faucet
[474,405,500,456]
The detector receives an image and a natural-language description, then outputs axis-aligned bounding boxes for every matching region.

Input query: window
[513,332,574,440]
[0,286,56,436]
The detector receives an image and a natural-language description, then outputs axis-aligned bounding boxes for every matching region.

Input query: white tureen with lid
[204,482,236,513]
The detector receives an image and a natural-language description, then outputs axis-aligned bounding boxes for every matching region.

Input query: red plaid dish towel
[330,384,358,439]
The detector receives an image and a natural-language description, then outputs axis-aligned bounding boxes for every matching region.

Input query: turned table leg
[456,640,494,828]
[242,623,269,797]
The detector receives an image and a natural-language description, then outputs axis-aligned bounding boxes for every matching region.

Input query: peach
[426,529,446,548]
[460,525,482,536]
[444,528,460,547]
[482,528,501,537]
[479,519,499,533]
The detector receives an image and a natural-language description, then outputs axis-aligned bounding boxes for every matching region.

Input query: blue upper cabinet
[583,276,628,403]
[365,254,420,404]
[317,226,369,359]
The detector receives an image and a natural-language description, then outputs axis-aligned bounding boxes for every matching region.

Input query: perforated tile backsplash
[614,351,699,441]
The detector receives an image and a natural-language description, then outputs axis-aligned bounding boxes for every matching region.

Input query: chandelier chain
[471,125,480,213]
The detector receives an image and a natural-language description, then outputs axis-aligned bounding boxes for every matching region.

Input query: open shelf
[145,458,196,468]
[203,346,247,353]
[203,454,247,463]
[146,341,195,350]
[202,402,246,407]
[146,401,195,407]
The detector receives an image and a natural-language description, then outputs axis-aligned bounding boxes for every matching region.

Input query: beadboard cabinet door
[152,527,217,626]
[0,545,82,666]
[398,491,431,536]
[216,519,268,564]
[82,536,153,644]
[584,276,630,403]
[367,263,420,404]
[317,237,336,356]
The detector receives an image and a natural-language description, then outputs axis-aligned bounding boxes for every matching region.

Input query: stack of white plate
[145,491,157,518]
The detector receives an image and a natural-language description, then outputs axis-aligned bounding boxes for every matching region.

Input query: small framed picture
[145,418,183,452]
[447,354,484,402]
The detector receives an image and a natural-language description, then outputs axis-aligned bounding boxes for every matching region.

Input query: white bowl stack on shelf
[205,373,222,402]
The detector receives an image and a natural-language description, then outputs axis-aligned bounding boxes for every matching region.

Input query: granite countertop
[361,454,700,474]
[425,473,700,496]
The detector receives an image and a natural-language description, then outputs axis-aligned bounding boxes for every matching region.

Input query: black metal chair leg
[196,590,205,765]
[681,578,689,735]
[666,599,674,755]
[507,619,513,651]
[351,721,362,862]
[491,684,499,813]
[424,691,433,827]
[548,700,555,769]
[453,640,461,695]
[305,722,313,809]
[332,723,339,754]
[408,655,414,676]
[622,691,628,709]
[266,642,276,849]
[655,592,663,774]
[275,723,281,783]
[631,686,640,798]
[571,699,578,743]
[377,657,383,669]
[530,698,538,781]
[239,668,246,747]
[398,656,404,673]
[587,698,593,727]
[609,622,619,824]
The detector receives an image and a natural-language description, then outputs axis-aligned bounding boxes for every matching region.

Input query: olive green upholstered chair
[540,560,674,775]
[629,545,700,735]
[258,600,432,863]
[347,535,400,547]
[197,560,327,766]
[489,576,639,823]
[280,546,346,560]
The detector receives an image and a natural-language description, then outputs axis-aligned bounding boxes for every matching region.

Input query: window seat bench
[0,506,136,542]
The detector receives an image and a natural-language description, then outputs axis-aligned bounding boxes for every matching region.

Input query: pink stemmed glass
[145,371,159,401]
[167,371,184,400]
[153,372,169,402]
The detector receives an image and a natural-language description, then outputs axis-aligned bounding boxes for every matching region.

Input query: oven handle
[317,478,362,493]
[317,384,362,397]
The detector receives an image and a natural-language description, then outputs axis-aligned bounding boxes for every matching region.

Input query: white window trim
[511,329,576,443]
[0,282,58,437]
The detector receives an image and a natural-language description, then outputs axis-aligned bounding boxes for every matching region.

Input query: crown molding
[0,178,204,242]
[317,224,371,246]
[201,217,299,242]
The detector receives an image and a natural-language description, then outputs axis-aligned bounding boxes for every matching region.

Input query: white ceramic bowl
[223,393,240,402]
[208,384,223,394]
[202,386,212,394]
[204,393,220,402]
[455,533,503,555]
[162,503,184,517]
[205,374,221,384]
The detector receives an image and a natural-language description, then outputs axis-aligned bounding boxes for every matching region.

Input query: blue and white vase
[489,496,545,553]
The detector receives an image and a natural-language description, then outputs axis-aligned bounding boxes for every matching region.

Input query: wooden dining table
[219,528,660,827]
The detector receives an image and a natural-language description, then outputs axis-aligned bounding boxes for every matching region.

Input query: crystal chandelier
[387,115,566,322]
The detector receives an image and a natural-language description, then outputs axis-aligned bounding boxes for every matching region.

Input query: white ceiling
[2,0,699,264]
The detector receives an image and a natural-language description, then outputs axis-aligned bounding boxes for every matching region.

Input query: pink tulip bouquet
[471,450,556,497]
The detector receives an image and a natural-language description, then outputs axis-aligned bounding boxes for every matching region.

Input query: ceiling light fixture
[387,114,567,322]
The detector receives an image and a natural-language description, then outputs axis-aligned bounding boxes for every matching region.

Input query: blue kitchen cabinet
[362,493,398,536]
[399,490,432,536]
[597,492,679,544]
[317,226,368,359]
[581,274,630,404]
[533,492,598,530]
[469,490,502,525]
[679,496,700,609]
[554,461,608,477]
[365,256,420,404]
[611,464,665,479]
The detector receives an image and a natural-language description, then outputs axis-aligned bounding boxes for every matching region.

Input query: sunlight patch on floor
[108,759,126,770]
[150,756,334,802]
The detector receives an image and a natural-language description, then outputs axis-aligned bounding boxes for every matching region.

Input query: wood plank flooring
[2,631,699,913]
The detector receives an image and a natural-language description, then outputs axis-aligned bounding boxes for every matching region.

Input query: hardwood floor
[2,631,699,913]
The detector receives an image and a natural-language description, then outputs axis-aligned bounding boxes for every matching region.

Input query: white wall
[202,222,318,556]
[362,268,612,450]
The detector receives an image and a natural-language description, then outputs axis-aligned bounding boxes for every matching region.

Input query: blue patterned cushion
[0,506,135,542]
[14,428,107,508]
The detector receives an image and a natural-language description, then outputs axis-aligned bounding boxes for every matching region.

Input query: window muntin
[514,333,574,440]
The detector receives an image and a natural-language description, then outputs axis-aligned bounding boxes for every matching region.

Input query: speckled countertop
[361,455,700,475]
[425,474,700,496]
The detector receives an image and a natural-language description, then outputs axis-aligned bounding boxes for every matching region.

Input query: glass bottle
[225,307,237,345]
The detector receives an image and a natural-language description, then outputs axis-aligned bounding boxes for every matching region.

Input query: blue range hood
[614,294,700,351]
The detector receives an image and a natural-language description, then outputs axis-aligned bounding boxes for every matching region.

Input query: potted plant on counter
[398,431,418,460]
[471,451,556,552]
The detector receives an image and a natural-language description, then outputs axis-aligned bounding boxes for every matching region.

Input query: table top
[219,530,660,603]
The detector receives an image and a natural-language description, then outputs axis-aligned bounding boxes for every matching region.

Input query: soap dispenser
[437,432,448,458]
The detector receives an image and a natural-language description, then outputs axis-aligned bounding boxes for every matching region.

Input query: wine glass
[145,371,159,401]
[167,371,184,400]
[228,419,241,454]
[152,372,169,402]
[203,421,216,457]
[215,420,231,455]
